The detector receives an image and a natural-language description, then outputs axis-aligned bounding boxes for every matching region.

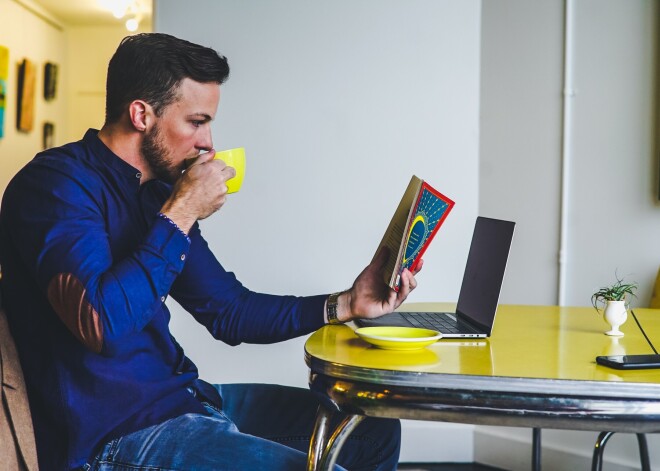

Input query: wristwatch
[326,292,343,325]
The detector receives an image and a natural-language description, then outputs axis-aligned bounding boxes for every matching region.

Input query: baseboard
[399,420,474,463]
[474,427,648,471]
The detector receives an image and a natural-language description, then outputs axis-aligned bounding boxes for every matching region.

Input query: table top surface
[305,303,660,397]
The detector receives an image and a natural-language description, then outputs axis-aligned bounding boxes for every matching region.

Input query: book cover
[374,175,455,290]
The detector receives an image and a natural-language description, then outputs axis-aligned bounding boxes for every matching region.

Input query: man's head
[105,33,230,125]
[104,33,230,183]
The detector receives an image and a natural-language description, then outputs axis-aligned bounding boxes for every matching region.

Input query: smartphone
[596,354,660,370]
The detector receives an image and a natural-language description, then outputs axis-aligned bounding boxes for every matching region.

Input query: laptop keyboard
[400,311,474,334]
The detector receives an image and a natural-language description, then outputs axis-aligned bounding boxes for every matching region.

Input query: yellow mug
[214,147,245,194]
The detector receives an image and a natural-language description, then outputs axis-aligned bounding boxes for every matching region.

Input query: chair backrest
[650,267,660,309]
[0,306,39,471]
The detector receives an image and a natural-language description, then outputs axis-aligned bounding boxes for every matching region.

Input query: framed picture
[17,58,36,132]
[44,62,58,101]
[43,122,54,149]
[0,45,8,139]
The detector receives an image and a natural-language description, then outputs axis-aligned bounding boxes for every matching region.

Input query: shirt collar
[83,128,144,182]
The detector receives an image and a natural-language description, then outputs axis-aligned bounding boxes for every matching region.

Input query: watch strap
[327,292,343,325]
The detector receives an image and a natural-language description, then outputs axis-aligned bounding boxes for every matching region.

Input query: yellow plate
[354,326,442,351]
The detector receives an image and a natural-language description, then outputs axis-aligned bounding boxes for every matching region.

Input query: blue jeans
[85,383,400,471]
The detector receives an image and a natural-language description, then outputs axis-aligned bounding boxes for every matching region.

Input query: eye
[192,120,204,128]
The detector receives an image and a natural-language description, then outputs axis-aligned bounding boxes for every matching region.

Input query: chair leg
[532,428,542,471]
[591,432,615,471]
[636,434,650,471]
[591,432,651,471]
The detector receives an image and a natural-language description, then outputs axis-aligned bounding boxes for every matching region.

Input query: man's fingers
[186,150,216,170]
[394,268,417,306]
[412,259,424,275]
[198,149,216,162]
[223,165,237,181]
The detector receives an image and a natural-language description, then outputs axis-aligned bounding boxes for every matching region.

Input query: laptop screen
[455,217,515,333]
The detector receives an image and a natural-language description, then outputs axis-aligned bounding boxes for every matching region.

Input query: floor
[398,464,507,471]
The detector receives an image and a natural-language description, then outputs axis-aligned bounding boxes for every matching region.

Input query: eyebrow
[188,113,213,122]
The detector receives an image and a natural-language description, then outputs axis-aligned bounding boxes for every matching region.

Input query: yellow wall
[0,0,151,193]
[65,24,151,143]
[0,0,66,192]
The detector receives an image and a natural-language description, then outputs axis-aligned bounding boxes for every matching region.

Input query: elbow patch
[47,273,103,353]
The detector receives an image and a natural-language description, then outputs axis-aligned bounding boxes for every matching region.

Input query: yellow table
[304,303,660,470]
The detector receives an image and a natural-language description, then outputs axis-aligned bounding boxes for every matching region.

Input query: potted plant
[591,277,638,336]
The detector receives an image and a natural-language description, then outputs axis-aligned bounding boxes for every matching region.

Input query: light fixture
[99,0,133,19]
[112,7,127,19]
[99,0,147,31]
[125,17,139,32]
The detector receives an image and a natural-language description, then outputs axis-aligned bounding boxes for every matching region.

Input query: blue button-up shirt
[0,129,326,470]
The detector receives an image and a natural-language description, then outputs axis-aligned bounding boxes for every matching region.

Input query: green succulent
[591,277,638,311]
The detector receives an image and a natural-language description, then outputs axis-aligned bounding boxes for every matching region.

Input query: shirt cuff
[148,215,192,274]
[157,212,191,244]
[299,294,328,332]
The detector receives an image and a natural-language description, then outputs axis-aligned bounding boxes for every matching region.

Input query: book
[374,175,455,290]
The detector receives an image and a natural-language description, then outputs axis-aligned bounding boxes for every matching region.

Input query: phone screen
[596,354,660,370]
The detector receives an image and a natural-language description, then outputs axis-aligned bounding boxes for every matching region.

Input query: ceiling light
[112,7,127,19]
[125,17,139,32]
[99,0,134,19]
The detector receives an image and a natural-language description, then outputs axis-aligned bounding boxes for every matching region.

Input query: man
[0,33,420,470]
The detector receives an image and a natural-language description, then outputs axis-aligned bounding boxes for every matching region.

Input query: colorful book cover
[374,175,455,291]
[400,182,454,276]
[0,46,8,139]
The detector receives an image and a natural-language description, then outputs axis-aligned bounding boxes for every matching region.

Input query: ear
[128,100,152,132]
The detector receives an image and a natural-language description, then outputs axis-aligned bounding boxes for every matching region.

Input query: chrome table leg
[318,414,365,471]
[307,405,332,471]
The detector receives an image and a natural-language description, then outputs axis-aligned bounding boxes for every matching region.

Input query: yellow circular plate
[354,326,442,351]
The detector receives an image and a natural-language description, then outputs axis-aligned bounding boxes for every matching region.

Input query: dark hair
[105,33,230,124]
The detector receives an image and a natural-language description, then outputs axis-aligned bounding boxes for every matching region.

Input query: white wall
[155,0,481,463]
[479,0,565,306]
[564,0,660,306]
[482,0,660,309]
[0,0,66,192]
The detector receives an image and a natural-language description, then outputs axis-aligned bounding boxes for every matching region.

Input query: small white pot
[603,300,627,336]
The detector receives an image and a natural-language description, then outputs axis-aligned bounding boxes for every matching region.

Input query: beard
[141,124,182,184]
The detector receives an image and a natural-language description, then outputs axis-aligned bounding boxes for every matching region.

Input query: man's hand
[159,151,236,234]
[330,248,422,323]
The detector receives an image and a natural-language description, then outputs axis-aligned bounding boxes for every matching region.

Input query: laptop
[356,216,515,338]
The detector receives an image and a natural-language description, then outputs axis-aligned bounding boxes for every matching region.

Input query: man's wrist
[325,290,353,324]
[326,292,342,325]
[159,201,196,235]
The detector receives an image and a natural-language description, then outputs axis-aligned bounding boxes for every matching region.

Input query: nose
[196,125,214,153]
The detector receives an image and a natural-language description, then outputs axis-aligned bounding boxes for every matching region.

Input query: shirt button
[161,296,166,302]
[136,172,142,179]
[180,254,186,261]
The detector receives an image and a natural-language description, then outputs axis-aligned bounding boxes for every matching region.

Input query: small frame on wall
[42,122,54,149]
[44,62,58,101]
[17,58,36,133]
[0,45,8,139]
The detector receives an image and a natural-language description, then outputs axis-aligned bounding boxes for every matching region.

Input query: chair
[0,305,39,470]
[591,432,650,471]
[530,429,650,471]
